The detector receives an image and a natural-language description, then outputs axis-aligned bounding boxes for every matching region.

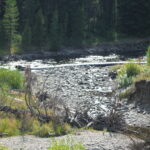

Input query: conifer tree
[49,9,61,51]
[32,8,45,50]
[3,0,20,53]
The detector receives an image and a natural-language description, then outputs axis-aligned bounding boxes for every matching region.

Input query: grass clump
[117,63,141,88]
[34,122,54,137]
[19,114,72,137]
[53,123,72,136]
[0,118,20,136]
[48,139,85,150]
[0,68,24,89]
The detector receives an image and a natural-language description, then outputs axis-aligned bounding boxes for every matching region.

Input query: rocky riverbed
[0,54,149,126]
[0,54,149,150]
[0,131,144,150]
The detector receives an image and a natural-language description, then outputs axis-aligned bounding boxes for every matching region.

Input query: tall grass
[117,63,141,87]
[0,68,24,89]
[48,139,85,150]
[0,118,20,136]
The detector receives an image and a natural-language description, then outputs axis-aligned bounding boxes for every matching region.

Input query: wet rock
[109,71,117,79]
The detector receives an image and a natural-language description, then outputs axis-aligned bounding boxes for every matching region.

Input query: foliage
[117,63,141,87]
[33,122,54,137]
[0,145,8,150]
[49,9,62,51]
[134,69,150,82]
[53,123,72,136]
[33,122,71,137]
[2,0,21,54]
[121,63,141,77]
[118,1,150,38]
[146,46,150,65]
[0,68,24,89]
[48,139,85,150]
[117,74,133,88]
[1,0,150,52]
[0,118,20,136]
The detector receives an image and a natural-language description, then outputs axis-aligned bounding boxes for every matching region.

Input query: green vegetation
[116,47,150,89]
[117,63,141,87]
[48,139,85,150]
[0,145,8,150]
[0,68,24,89]
[0,118,20,136]
[0,0,150,52]
[0,114,72,137]
[146,46,150,65]
[0,68,72,138]
[2,0,21,54]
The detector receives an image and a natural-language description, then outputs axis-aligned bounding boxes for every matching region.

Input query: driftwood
[0,106,26,117]
[15,61,146,71]
[0,133,8,137]
[0,106,52,122]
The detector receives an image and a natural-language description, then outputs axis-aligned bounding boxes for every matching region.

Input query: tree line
[0,0,150,54]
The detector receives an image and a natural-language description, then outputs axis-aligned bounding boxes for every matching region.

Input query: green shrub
[34,122,72,137]
[34,122,54,137]
[0,68,24,89]
[0,118,20,136]
[146,46,150,65]
[20,115,37,133]
[117,63,141,87]
[48,139,85,150]
[117,74,133,88]
[125,63,141,77]
[54,123,72,136]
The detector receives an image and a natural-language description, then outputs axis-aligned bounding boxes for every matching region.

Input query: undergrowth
[48,139,85,150]
[116,47,150,88]
[0,68,24,89]
[0,115,72,137]
[117,63,141,88]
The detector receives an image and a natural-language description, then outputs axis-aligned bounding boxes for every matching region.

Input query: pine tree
[49,9,61,51]
[66,0,85,47]
[22,22,32,51]
[32,8,45,50]
[3,0,20,54]
[118,0,150,38]
[22,0,45,51]
[97,0,115,41]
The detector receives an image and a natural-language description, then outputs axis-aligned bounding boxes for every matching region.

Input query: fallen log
[15,61,146,71]
[0,106,52,122]
[0,106,26,117]
[0,133,8,137]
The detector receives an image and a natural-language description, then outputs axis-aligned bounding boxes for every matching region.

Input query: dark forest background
[0,0,150,54]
